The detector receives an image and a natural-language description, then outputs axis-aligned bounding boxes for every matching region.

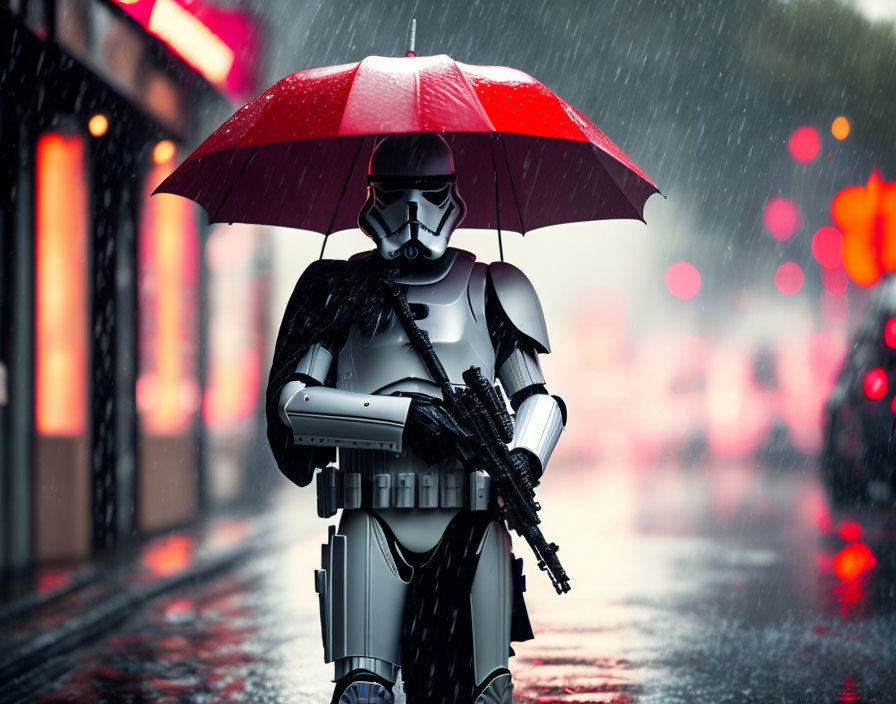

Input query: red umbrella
[155,54,658,238]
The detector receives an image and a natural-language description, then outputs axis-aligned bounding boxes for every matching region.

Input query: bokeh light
[833,170,896,287]
[775,262,804,295]
[821,290,848,324]
[822,267,849,295]
[788,126,821,163]
[885,318,896,349]
[831,116,851,141]
[87,114,108,137]
[811,226,843,269]
[862,368,888,400]
[153,139,176,164]
[833,542,876,581]
[764,197,801,240]
[665,261,701,300]
[839,520,863,542]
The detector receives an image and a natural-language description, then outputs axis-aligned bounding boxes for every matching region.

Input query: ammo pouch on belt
[315,464,492,518]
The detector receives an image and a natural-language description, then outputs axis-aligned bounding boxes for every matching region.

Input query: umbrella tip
[405,18,416,57]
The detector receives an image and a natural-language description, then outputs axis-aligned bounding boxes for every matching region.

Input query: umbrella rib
[488,134,504,262]
[498,133,526,236]
[210,146,259,223]
[320,135,367,259]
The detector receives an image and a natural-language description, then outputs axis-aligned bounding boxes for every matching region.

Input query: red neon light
[35,134,88,436]
[838,520,863,542]
[149,0,234,84]
[862,368,887,401]
[885,318,896,349]
[788,126,821,164]
[114,0,259,101]
[833,542,876,581]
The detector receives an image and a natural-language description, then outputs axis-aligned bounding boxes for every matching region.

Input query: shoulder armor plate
[487,262,551,353]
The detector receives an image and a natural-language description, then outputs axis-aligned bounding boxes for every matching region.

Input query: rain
[1,0,896,702]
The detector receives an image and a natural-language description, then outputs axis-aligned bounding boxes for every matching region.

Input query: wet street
[18,456,896,704]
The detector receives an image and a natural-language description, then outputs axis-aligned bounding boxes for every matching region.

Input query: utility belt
[315,449,492,518]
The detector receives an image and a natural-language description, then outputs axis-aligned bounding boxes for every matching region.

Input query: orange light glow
[152,139,176,165]
[148,0,235,85]
[141,534,195,578]
[832,116,851,141]
[137,160,199,435]
[833,542,876,581]
[35,133,88,436]
[88,114,109,137]
[833,169,896,287]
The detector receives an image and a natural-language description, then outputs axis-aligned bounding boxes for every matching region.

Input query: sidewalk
[0,511,269,702]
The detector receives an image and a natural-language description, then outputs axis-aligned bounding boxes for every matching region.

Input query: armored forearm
[497,347,566,477]
[509,393,566,477]
[278,343,412,453]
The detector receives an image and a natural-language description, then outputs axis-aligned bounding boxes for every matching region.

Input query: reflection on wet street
[29,457,896,703]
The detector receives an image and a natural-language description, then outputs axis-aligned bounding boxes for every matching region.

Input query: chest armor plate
[336,252,495,399]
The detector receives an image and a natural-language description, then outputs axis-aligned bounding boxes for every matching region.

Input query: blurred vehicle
[823,277,896,508]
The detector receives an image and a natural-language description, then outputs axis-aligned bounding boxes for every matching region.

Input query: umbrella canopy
[155,54,659,235]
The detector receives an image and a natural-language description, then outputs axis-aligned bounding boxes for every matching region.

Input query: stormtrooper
[266,132,566,704]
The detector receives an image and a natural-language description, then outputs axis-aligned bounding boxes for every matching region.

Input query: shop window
[203,223,264,503]
[136,145,200,533]
[34,132,90,560]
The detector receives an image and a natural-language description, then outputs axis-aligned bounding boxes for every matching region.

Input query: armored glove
[402,397,469,465]
[509,448,541,488]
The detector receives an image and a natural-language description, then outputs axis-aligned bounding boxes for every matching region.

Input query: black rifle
[385,279,571,594]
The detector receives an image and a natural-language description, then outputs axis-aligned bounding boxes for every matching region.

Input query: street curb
[0,568,103,626]
[0,540,257,703]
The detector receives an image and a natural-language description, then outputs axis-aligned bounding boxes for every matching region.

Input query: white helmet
[358,133,466,260]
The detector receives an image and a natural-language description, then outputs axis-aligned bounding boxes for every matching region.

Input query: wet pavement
[13,457,896,703]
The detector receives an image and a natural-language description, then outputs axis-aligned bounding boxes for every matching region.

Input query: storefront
[0,0,266,572]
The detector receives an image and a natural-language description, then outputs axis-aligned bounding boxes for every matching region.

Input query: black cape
[265,255,397,487]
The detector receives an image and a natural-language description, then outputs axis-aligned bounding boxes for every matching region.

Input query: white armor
[274,135,565,704]
[279,248,564,702]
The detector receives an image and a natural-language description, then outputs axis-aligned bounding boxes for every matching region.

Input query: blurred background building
[0,0,269,573]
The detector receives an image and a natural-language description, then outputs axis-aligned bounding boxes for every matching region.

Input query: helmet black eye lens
[423,186,450,205]
[374,187,403,208]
